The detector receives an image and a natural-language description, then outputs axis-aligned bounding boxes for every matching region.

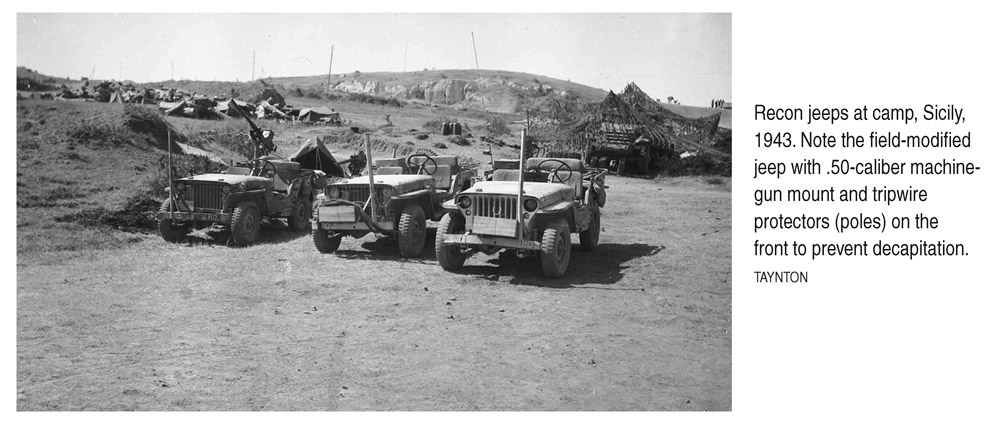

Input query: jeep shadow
[434,235,664,288]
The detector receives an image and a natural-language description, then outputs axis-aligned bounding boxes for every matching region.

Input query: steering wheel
[406,154,438,175]
[536,159,573,183]
[249,158,278,178]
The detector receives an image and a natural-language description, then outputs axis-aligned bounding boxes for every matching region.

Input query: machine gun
[228,99,276,158]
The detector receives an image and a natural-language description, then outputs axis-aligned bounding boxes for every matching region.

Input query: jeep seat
[525,157,585,199]
[270,160,303,192]
[492,169,521,182]
[226,166,252,176]
[409,155,458,191]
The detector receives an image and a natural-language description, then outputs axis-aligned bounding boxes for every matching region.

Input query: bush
[146,154,227,198]
[484,117,510,136]
[415,133,429,140]
[433,142,448,149]
[422,119,444,132]
[123,103,186,150]
[447,135,470,146]
[62,115,129,149]
[344,93,402,107]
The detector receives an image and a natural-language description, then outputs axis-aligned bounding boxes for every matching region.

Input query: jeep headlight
[326,185,341,198]
[174,182,185,192]
[379,187,394,205]
[457,195,472,209]
[222,185,231,194]
[523,198,538,212]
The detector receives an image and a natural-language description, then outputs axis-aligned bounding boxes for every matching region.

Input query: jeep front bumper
[439,233,542,251]
[157,211,231,223]
[313,204,395,232]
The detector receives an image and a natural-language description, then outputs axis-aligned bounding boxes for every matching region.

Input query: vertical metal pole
[472,32,486,111]
[326,45,334,93]
[168,131,174,218]
[403,40,408,74]
[516,129,526,241]
[471,32,481,80]
[364,133,377,223]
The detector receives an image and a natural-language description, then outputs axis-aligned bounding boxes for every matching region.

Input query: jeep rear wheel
[579,207,600,251]
[435,213,467,271]
[313,227,341,253]
[158,199,188,243]
[397,204,427,258]
[288,199,310,232]
[540,218,571,278]
[230,202,261,246]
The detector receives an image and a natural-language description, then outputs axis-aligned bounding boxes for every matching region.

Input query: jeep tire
[435,213,467,271]
[230,202,261,246]
[540,218,571,278]
[579,207,600,251]
[397,204,427,258]
[158,199,188,243]
[288,198,310,232]
[313,227,341,253]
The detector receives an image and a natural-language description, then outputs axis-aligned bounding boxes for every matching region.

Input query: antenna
[403,40,408,74]
[171,61,174,81]
[471,33,486,111]
[252,50,256,81]
[471,32,481,80]
[326,44,334,93]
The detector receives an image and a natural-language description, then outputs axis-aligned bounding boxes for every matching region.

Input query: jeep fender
[386,190,434,220]
[533,202,577,232]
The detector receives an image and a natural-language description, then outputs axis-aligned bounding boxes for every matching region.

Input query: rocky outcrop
[326,75,567,113]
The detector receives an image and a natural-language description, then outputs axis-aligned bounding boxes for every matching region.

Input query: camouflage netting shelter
[535,82,727,175]
[249,85,286,109]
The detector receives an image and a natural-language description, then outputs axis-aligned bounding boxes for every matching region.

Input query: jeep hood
[336,174,434,193]
[180,173,273,191]
[462,181,573,206]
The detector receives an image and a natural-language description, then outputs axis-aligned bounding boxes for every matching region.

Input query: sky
[17,13,731,106]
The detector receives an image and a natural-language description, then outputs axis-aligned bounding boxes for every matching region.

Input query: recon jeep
[312,153,476,257]
[157,156,324,246]
[435,157,607,278]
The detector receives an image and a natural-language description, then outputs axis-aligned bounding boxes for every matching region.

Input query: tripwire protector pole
[168,131,174,219]
[517,129,526,241]
[364,133,377,222]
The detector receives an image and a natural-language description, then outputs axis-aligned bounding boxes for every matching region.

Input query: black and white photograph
[15,12,732,411]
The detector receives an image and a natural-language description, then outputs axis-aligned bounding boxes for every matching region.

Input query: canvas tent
[288,137,346,178]
[298,106,340,124]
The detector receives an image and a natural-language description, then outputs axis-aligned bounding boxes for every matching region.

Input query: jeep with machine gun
[156,100,326,246]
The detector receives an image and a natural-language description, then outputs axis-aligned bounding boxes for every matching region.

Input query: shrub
[484,117,510,136]
[447,135,470,146]
[433,142,448,149]
[146,154,226,198]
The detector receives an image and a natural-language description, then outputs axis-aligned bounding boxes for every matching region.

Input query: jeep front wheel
[540,218,571,278]
[435,213,467,271]
[397,204,427,258]
[313,227,341,253]
[230,202,261,246]
[579,207,600,251]
[158,199,188,243]
[288,199,310,232]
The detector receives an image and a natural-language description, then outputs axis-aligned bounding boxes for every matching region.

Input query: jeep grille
[339,185,390,203]
[189,184,224,211]
[471,195,517,219]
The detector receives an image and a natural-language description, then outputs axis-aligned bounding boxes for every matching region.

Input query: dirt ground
[16,174,731,411]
